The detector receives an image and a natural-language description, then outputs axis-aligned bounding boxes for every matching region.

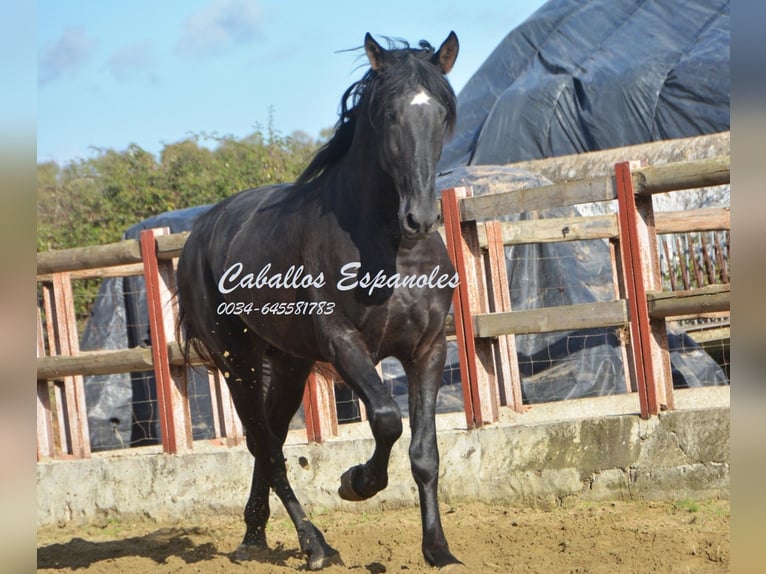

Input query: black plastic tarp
[438,0,730,170]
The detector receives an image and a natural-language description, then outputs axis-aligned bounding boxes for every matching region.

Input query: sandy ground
[38,499,729,573]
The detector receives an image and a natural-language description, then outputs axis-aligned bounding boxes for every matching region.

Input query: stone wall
[38,389,729,528]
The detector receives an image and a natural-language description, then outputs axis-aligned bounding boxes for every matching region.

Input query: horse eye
[385,110,397,123]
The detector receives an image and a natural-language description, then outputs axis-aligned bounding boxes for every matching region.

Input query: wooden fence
[441,157,730,427]
[36,155,730,459]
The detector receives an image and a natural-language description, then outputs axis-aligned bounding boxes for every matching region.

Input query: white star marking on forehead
[409,90,431,106]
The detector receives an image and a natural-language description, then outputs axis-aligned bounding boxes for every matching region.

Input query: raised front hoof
[305,545,343,571]
[338,464,380,502]
[338,467,367,501]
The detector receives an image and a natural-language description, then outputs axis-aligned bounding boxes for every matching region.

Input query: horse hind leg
[196,326,273,560]
[233,349,341,570]
[263,351,342,570]
[213,343,272,558]
[235,432,270,559]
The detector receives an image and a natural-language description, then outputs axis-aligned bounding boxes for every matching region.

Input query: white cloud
[175,0,263,60]
[107,42,156,83]
[39,26,96,86]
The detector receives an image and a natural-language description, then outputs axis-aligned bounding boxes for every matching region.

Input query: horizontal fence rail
[36,144,731,459]
[473,300,630,338]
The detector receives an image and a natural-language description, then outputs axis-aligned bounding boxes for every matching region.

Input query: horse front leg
[329,332,403,501]
[403,338,462,569]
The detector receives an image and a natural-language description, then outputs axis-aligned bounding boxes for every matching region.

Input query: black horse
[177,32,461,570]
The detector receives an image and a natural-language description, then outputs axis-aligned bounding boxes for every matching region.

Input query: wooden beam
[36,342,212,380]
[473,300,629,338]
[483,221,523,411]
[37,262,145,282]
[36,231,190,276]
[156,232,189,260]
[37,239,142,275]
[37,347,155,380]
[460,176,616,221]
[647,285,730,319]
[616,161,674,417]
[442,187,499,428]
[654,208,730,234]
[50,272,91,457]
[303,371,339,444]
[37,306,55,460]
[506,132,730,183]
[167,340,212,367]
[632,156,729,195]
[477,213,618,247]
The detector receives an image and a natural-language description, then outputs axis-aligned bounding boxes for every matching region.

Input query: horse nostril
[406,212,419,232]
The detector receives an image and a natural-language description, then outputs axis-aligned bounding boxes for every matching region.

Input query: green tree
[37,127,324,326]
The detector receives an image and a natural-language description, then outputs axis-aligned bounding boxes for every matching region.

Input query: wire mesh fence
[504,237,632,405]
[331,344,465,426]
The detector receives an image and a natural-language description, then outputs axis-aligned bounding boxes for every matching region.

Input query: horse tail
[174,237,224,379]
[175,288,219,373]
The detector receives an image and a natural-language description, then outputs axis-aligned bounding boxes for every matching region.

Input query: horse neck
[324,131,399,233]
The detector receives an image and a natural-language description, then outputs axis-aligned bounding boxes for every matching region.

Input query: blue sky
[38,0,546,165]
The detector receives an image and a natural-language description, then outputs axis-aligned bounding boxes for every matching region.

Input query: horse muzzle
[399,205,439,240]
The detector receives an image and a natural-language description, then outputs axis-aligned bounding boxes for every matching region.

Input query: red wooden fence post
[441,187,499,428]
[615,161,674,417]
[141,228,193,453]
[303,370,338,444]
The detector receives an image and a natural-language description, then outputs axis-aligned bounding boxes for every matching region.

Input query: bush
[37,128,323,325]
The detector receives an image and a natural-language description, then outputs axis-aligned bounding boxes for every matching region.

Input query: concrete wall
[37,388,729,528]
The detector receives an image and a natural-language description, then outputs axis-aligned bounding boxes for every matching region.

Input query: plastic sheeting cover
[438,0,730,170]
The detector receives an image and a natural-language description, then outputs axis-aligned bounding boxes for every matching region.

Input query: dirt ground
[38,499,729,573]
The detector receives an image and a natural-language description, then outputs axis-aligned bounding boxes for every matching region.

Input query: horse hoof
[337,467,366,501]
[235,542,268,561]
[307,547,344,571]
[439,563,468,573]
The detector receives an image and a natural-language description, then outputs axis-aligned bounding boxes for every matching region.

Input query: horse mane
[296,39,457,185]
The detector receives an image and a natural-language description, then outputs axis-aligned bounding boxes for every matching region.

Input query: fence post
[441,187,499,428]
[39,273,91,458]
[206,369,244,446]
[36,306,56,459]
[484,221,524,411]
[140,228,193,453]
[303,370,338,443]
[608,238,636,393]
[615,162,674,417]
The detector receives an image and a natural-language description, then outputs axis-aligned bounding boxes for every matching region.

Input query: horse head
[363,32,459,240]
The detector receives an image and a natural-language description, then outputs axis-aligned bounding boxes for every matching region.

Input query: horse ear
[365,33,390,72]
[432,31,459,74]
